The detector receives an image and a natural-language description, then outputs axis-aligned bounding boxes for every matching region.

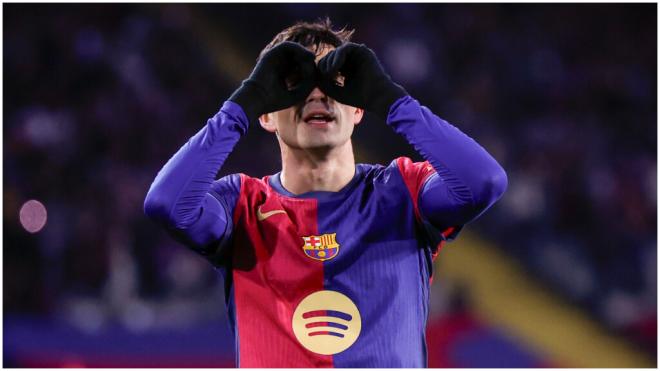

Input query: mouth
[302,110,336,127]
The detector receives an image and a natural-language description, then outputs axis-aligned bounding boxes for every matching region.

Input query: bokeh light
[19,199,48,233]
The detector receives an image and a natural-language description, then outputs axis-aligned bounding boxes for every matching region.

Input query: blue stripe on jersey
[314,163,431,367]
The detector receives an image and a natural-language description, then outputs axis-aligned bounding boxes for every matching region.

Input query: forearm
[387,96,507,226]
[144,101,247,233]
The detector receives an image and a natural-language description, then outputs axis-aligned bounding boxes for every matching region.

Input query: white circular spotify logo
[292,290,362,355]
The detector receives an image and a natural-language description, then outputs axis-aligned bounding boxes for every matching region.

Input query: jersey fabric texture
[144,96,507,367]
[208,159,455,367]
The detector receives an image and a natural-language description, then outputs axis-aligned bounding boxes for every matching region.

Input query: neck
[279,140,356,195]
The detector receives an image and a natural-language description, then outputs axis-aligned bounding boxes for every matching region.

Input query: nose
[305,87,327,103]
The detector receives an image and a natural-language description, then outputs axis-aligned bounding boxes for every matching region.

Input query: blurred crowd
[4,3,656,358]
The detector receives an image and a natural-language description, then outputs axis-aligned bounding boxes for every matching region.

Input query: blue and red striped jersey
[144,97,507,367]
[210,158,456,367]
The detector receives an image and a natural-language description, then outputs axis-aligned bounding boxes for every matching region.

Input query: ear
[353,107,365,126]
[259,113,277,133]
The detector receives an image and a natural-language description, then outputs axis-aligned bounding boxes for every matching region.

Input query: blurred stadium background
[3,3,656,367]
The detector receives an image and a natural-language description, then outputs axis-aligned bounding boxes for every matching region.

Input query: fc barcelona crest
[302,233,340,261]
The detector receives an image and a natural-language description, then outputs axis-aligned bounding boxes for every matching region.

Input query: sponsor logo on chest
[292,290,361,355]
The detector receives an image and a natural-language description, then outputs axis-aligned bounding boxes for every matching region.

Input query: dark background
[3,3,656,367]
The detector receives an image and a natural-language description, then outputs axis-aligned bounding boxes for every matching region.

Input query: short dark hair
[259,17,354,59]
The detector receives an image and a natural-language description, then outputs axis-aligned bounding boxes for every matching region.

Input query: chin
[301,141,335,151]
[281,134,349,151]
[297,134,338,149]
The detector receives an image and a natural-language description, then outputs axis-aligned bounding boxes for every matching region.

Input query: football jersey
[144,96,507,368]
[208,158,457,367]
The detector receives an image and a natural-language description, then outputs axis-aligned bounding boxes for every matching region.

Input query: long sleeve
[387,96,508,232]
[144,101,247,252]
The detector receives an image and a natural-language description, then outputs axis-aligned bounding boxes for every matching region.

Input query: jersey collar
[268,165,366,201]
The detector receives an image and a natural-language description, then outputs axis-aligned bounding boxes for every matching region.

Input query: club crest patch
[302,233,339,261]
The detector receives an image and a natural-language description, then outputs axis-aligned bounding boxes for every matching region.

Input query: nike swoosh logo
[257,206,287,221]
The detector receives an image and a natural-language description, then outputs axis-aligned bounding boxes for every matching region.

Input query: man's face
[259,44,364,151]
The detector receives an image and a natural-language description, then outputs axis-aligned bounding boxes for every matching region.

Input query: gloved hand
[229,41,317,123]
[317,42,407,119]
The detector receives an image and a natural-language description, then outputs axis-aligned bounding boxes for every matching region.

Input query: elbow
[143,189,173,224]
[474,164,508,210]
[489,164,508,202]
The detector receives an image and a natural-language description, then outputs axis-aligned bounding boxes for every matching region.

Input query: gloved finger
[289,78,316,103]
[317,54,333,77]
[268,41,315,57]
[278,41,317,65]
[317,77,342,99]
[264,41,316,75]
[317,46,344,75]
[317,50,347,88]
[319,42,365,80]
[284,49,317,91]
[318,78,363,108]
[296,51,317,80]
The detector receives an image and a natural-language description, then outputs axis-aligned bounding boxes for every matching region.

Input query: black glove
[229,41,317,123]
[317,42,407,119]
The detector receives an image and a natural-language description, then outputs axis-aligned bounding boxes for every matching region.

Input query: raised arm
[317,42,507,234]
[144,42,318,254]
[388,96,507,230]
[143,102,247,249]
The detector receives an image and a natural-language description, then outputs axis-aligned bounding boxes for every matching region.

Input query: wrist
[228,80,268,124]
[369,79,407,120]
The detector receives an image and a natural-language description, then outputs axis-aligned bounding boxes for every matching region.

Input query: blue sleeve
[386,96,508,235]
[143,101,247,262]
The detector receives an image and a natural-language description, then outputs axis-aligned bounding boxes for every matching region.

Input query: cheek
[339,109,357,126]
[274,110,297,131]
[277,106,299,119]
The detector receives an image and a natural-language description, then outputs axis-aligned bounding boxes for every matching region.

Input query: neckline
[267,164,366,201]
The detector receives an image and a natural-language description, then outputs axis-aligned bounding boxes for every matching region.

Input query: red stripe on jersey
[396,157,436,223]
[441,226,456,240]
[397,158,458,279]
[231,175,331,367]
